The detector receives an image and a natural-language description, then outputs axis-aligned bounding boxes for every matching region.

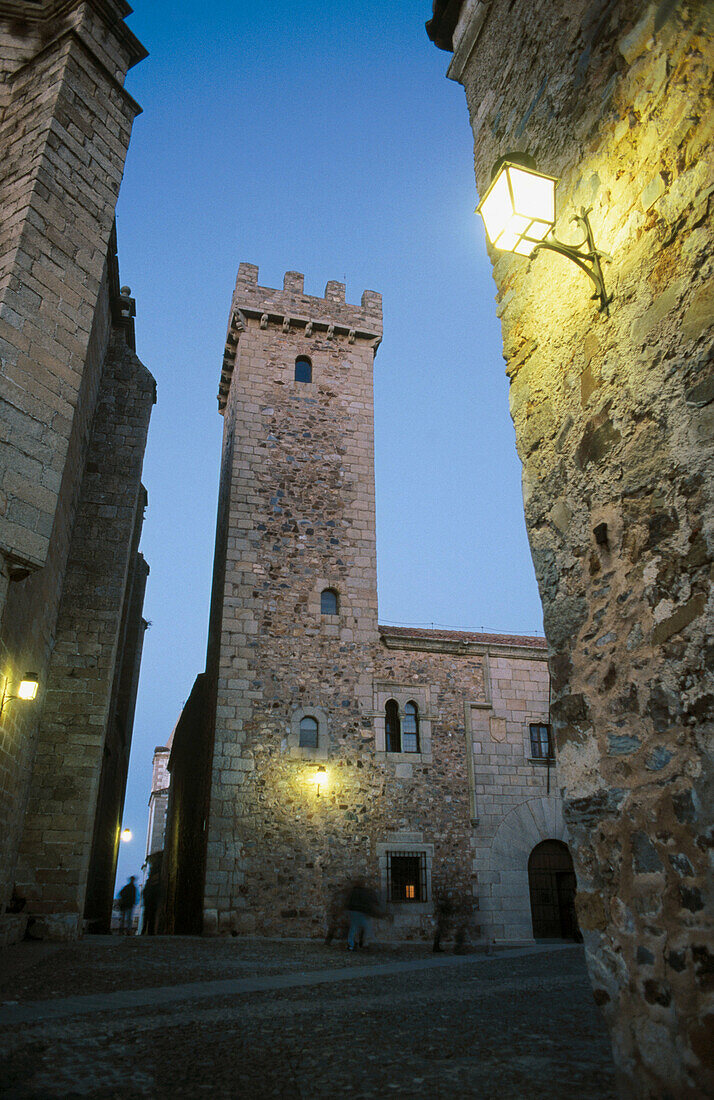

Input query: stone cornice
[10,24,143,115]
[446,2,492,84]
[379,627,548,661]
[0,1,147,70]
[217,308,382,412]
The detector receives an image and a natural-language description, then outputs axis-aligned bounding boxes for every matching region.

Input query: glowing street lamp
[17,675,39,701]
[476,152,611,312]
[120,828,133,843]
[0,672,39,715]
[312,766,328,798]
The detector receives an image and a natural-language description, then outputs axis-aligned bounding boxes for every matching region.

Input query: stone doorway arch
[528,839,579,940]
[477,796,568,943]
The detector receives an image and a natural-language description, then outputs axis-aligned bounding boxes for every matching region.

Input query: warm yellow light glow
[477,160,557,255]
[17,677,39,701]
[405,884,415,899]
[312,766,328,786]
[120,828,132,843]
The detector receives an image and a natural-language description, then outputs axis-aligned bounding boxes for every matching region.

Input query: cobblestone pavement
[0,938,617,1099]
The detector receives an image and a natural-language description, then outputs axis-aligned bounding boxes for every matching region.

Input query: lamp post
[476,152,612,313]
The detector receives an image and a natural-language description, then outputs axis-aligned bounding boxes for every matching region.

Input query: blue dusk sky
[114,1,544,888]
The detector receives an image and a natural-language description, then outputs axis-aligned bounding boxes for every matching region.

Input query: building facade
[426,0,713,1093]
[0,1,153,942]
[161,265,572,945]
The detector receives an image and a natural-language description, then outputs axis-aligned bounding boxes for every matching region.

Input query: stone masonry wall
[15,329,154,935]
[204,266,383,931]
[0,264,112,913]
[0,2,145,573]
[429,0,713,1093]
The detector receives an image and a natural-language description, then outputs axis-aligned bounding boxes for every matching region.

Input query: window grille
[529,723,553,760]
[387,851,427,903]
[299,716,319,748]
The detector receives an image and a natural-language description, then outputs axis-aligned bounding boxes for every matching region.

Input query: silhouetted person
[346,878,378,950]
[432,893,454,953]
[324,883,350,945]
[141,853,162,935]
[117,876,136,935]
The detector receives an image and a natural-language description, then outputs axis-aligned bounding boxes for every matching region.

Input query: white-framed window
[287,706,329,760]
[374,685,432,761]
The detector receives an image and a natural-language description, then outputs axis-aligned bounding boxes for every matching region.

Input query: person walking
[346,877,377,950]
[117,876,137,935]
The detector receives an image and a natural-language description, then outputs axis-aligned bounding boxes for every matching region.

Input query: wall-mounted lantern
[312,765,328,798]
[0,673,39,716]
[120,828,133,843]
[476,152,612,312]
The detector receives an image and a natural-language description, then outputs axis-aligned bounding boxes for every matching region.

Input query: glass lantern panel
[479,171,514,246]
[508,166,555,227]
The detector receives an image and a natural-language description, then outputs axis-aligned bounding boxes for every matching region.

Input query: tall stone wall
[427,0,713,1093]
[0,1,146,574]
[15,327,154,934]
[203,266,383,932]
[0,3,151,941]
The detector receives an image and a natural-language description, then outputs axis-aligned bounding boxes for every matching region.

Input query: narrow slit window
[385,699,401,753]
[320,588,339,615]
[299,716,319,748]
[402,701,419,753]
[294,356,312,383]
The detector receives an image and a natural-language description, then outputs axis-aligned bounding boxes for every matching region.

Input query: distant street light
[120,828,133,843]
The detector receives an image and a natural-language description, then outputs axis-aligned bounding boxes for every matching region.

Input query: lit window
[385,700,401,753]
[320,588,338,615]
[295,356,312,383]
[402,701,419,753]
[530,723,554,760]
[299,716,319,748]
[388,852,426,902]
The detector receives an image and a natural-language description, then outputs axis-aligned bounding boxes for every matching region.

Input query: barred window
[387,851,427,903]
[402,701,419,753]
[385,699,401,753]
[299,716,319,748]
[529,723,554,760]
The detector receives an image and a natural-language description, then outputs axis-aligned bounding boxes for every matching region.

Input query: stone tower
[203,264,383,934]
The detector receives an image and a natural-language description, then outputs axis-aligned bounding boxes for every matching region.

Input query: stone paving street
[0,938,617,1099]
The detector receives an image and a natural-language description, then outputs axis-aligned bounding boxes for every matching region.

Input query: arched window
[385,700,401,753]
[320,588,339,615]
[299,715,319,748]
[402,701,419,753]
[294,356,312,383]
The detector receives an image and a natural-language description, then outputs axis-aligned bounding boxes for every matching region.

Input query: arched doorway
[528,839,580,939]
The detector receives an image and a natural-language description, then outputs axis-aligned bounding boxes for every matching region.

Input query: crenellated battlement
[218,264,383,410]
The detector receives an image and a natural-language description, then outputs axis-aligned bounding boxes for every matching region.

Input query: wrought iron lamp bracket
[530,207,612,314]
